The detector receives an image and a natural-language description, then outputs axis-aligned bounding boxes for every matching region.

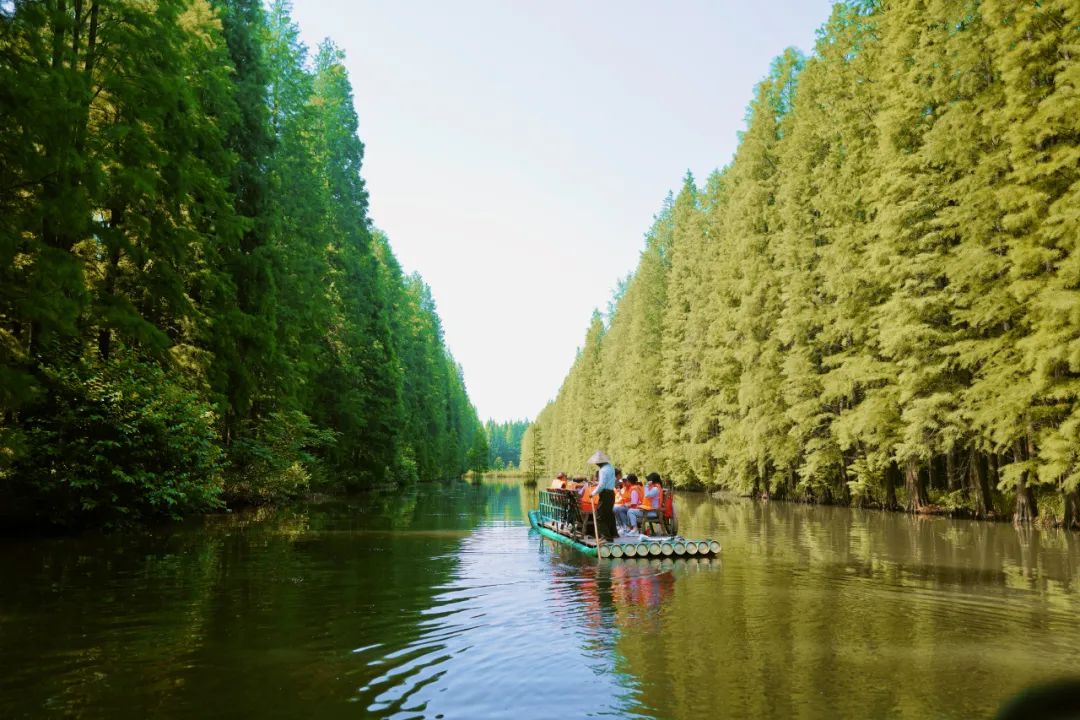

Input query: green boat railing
[535,488,563,526]
[528,509,598,557]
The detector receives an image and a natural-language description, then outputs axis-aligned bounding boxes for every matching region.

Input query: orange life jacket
[641,486,660,511]
[614,485,627,506]
[579,485,596,511]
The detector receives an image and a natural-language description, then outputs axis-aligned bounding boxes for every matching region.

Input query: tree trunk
[839,453,852,506]
[775,470,793,501]
[946,450,960,492]
[1013,470,1037,525]
[1063,488,1080,530]
[884,460,900,511]
[970,449,993,518]
[904,458,929,512]
[74,2,99,156]
[1012,438,1038,525]
[98,202,124,361]
[43,0,69,253]
[72,0,82,64]
[52,0,67,71]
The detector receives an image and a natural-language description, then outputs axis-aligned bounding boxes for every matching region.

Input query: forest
[522,0,1080,526]
[0,0,487,530]
[484,419,528,470]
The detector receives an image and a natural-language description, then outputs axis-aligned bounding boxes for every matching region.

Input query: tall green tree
[302,40,400,486]
[204,0,281,446]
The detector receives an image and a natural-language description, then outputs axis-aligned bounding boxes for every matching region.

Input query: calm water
[2,478,1079,719]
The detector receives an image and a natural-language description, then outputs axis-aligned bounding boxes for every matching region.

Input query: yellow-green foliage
[530,0,1080,525]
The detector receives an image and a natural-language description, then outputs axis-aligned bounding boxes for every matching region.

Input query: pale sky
[290,0,836,422]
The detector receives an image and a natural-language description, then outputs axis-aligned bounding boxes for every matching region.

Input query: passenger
[577,479,594,509]
[641,473,664,533]
[612,472,629,531]
[547,472,573,528]
[587,450,618,542]
[613,474,634,533]
[572,477,597,537]
[549,472,569,490]
[624,476,644,533]
[574,470,600,498]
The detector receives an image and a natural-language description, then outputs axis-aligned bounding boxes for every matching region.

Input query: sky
[289,0,837,423]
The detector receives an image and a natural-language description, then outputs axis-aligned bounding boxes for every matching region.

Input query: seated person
[641,473,664,532]
[623,476,644,532]
[549,472,569,490]
[578,480,597,513]
[612,474,631,532]
[576,471,601,518]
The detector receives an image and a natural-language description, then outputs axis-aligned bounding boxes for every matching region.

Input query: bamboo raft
[528,489,721,559]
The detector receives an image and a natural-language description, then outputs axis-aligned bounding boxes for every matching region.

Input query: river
[1,478,1078,719]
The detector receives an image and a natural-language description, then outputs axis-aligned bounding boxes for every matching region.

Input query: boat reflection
[539,538,721,642]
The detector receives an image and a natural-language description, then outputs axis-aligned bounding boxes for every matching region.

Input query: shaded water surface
[1,479,1078,719]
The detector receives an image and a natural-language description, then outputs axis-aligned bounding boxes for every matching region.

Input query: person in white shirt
[588,450,618,541]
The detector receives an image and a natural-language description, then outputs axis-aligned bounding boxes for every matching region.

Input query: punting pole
[591,487,600,554]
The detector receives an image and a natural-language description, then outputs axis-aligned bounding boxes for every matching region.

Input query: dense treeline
[484,419,528,470]
[524,0,1080,526]
[0,0,484,529]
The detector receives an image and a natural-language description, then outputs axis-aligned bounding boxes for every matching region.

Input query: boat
[527,487,721,559]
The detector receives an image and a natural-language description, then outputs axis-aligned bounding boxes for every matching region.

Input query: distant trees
[529,0,1080,526]
[0,0,483,529]
[484,419,529,470]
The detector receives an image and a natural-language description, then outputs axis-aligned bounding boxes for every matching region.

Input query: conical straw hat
[587,449,611,465]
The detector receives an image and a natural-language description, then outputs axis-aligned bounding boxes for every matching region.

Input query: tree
[523,423,546,485]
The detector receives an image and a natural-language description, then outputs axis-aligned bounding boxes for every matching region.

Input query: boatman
[588,450,618,542]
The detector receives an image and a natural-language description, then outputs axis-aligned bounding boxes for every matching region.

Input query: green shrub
[224,410,337,505]
[7,350,223,529]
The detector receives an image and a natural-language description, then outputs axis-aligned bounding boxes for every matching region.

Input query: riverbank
[465,469,529,479]
[698,486,1079,531]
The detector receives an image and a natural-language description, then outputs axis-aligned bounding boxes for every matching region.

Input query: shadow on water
[0,479,1078,719]
[0,483,491,719]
